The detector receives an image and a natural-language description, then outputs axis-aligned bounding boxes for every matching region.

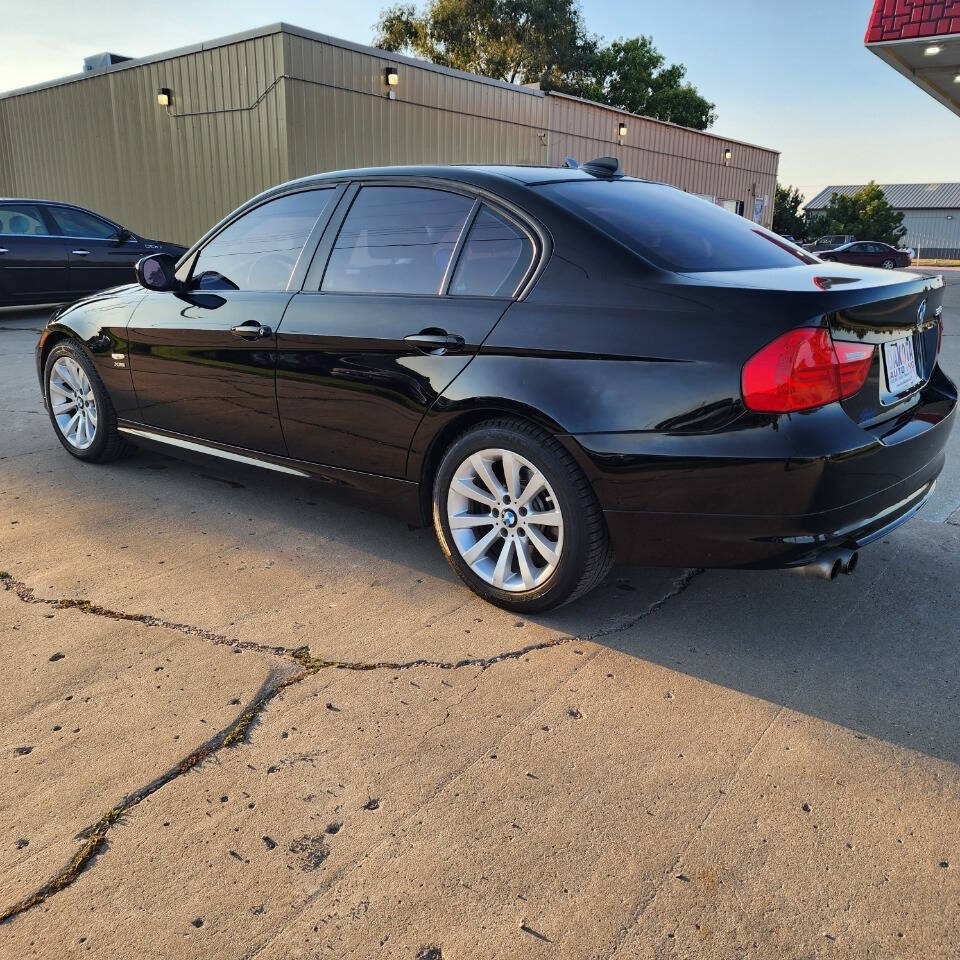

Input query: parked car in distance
[819,241,912,269]
[0,199,186,308]
[35,161,955,611]
[802,234,856,253]
[779,234,796,243]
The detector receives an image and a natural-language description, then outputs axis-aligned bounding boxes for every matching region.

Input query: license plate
[883,336,919,394]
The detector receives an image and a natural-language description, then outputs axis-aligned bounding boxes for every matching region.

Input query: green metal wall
[0,25,779,246]
[0,32,287,246]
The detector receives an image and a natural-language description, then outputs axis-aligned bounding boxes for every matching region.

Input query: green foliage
[375,0,591,85]
[804,182,906,247]
[772,183,807,240]
[374,0,716,129]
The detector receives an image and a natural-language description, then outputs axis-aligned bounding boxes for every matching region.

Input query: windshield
[538,179,817,272]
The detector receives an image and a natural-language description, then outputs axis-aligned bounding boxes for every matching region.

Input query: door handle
[404,331,465,354]
[0,248,7,255]
[230,322,272,340]
[71,249,89,256]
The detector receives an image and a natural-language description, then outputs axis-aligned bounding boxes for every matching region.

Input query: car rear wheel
[432,418,612,612]
[882,258,895,269]
[44,340,131,462]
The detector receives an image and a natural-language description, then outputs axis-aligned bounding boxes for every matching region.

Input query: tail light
[742,327,875,413]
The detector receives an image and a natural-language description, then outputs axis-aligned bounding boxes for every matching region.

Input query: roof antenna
[562,156,579,168]
[580,156,623,179]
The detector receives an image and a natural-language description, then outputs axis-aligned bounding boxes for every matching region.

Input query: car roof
[256,164,666,202]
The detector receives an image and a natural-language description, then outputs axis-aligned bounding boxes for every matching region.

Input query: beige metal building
[0,23,779,247]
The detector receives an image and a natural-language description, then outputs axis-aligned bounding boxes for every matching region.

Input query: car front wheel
[432,418,612,612]
[44,340,131,462]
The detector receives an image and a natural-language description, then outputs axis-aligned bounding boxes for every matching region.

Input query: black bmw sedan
[0,199,185,308]
[35,161,955,611]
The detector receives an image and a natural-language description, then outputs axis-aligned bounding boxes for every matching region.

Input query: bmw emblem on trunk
[917,299,927,327]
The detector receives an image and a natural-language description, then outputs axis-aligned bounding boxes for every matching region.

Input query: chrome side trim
[117,427,310,477]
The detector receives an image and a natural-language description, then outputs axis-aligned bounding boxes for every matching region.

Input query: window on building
[192,189,334,292]
[0,204,48,236]
[322,186,474,295]
[48,206,119,239]
[449,205,534,297]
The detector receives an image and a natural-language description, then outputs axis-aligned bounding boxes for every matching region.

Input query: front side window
[192,189,334,292]
[0,204,48,236]
[450,205,534,297]
[322,186,474,295]
[538,180,818,273]
[49,206,118,239]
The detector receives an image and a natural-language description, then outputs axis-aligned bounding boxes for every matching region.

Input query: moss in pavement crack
[0,672,298,925]
[0,565,704,924]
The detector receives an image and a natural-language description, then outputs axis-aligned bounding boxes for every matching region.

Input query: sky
[2,0,959,206]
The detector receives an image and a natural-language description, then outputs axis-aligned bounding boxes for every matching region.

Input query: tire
[432,418,613,612]
[43,339,132,462]
[882,258,895,269]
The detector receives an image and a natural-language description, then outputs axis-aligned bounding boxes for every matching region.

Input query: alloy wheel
[49,357,98,450]
[882,259,895,269]
[446,447,564,592]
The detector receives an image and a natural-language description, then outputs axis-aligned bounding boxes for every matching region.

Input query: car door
[45,204,145,294]
[125,187,339,455]
[276,183,538,477]
[0,203,71,305]
[846,242,873,265]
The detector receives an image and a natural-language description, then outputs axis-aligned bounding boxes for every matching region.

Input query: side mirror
[113,227,132,246]
[135,253,181,292]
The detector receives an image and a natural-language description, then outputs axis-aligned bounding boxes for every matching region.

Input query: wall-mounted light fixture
[723,147,732,162]
[156,87,171,107]
[924,45,942,56]
[384,66,399,99]
[617,121,627,138]
[954,72,960,84]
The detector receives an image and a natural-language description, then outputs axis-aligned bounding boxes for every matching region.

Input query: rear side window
[48,206,117,239]
[192,189,334,292]
[450,206,534,297]
[538,180,817,272]
[0,204,48,236]
[322,186,473,295]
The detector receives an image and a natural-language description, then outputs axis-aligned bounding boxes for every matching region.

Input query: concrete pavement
[1,271,958,958]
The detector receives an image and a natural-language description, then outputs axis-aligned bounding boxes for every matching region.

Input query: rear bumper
[569,366,956,569]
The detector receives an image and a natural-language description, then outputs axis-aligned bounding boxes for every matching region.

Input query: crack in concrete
[1,567,704,672]
[0,565,703,925]
[0,671,294,925]
[0,570,298,658]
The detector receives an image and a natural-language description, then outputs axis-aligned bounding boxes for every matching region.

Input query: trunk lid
[679,264,944,425]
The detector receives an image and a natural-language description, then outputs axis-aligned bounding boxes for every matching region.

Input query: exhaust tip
[829,558,842,581]
[844,551,859,575]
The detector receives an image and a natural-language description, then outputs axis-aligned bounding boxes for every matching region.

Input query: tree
[804,182,906,246]
[772,183,806,239]
[375,0,593,85]
[549,36,716,130]
[374,1,716,129]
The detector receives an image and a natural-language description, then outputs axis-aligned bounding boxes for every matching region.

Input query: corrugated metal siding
[0,25,779,245]
[806,182,960,211]
[0,33,287,246]
[282,33,547,177]
[544,93,778,227]
[901,209,960,258]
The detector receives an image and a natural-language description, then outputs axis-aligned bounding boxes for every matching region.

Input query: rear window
[538,180,816,272]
